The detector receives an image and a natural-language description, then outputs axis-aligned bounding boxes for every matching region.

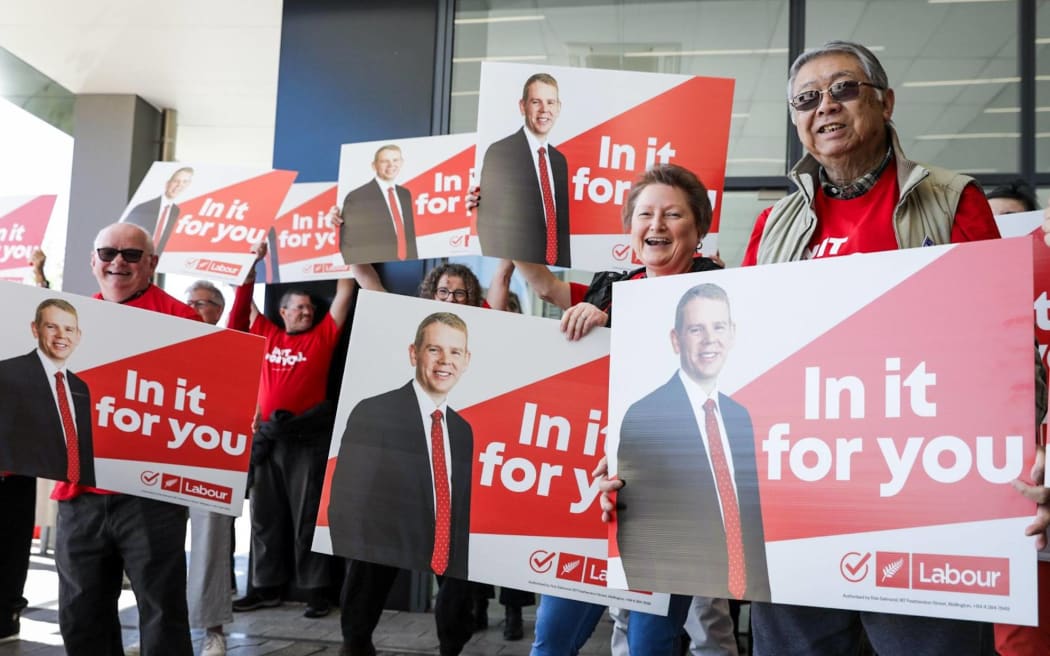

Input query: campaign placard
[605,238,1039,625]
[336,134,477,265]
[0,195,57,282]
[995,210,1050,445]
[313,291,667,613]
[120,162,297,284]
[264,182,351,282]
[0,281,265,514]
[475,62,733,271]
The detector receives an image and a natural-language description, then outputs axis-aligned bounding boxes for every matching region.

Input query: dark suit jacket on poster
[328,381,473,578]
[477,128,571,267]
[617,373,770,600]
[124,196,180,254]
[0,352,95,485]
[339,180,418,264]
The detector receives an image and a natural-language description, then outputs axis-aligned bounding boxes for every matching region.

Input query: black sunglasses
[96,247,146,263]
[789,80,883,112]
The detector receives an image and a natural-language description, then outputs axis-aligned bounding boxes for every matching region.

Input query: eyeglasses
[789,80,883,112]
[95,247,146,263]
[435,287,468,301]
[187,299,221,309]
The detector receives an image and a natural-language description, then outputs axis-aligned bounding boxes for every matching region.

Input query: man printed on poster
[477,73,571,267]
[616,283,769,600]
[123,166,194,254]
[0,298,94,485]
[328,312,473,578]
[339,145,418,264]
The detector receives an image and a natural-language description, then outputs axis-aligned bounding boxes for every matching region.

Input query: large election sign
[0,194,57,282]
[606,238,1039,625]
[0,282,265,515]
[120,162,297,284]
[995,210,1050,450]
[475,62,733,271]
[265,182,350,283]
[337,134,477,265]
[313,291,667,613]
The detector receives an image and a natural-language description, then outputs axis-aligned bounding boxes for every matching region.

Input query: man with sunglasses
[52,222,201,655]
[737,40,1049,656]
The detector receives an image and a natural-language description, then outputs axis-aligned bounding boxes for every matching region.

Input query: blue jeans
[750,602,993,656]
[531,594,691,656]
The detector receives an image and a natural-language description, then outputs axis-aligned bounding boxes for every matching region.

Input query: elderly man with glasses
[736,40,1049,656]
[53,222,202,655]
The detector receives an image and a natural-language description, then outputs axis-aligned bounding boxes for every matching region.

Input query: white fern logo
[881,558,904,582]
[561,560,581,575]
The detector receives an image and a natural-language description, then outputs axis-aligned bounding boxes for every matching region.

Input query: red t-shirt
[53,285,202,501]
[741,161,999,266]
[253,312,340,419]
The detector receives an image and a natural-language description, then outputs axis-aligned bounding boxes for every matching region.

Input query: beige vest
[754,127,974,265]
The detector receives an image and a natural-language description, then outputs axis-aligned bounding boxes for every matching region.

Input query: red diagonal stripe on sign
[555,77,734,235]
[78,330,263,472]
[461,356,610,538]
[0,195,57,270]
[165,170,298,253]
[273,185,339,264]
[734,239,1034,542]
[402,146,476,236]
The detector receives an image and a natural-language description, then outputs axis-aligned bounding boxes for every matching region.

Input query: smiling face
[791,52,894,172]
[32,306,81,366]
[164,169,193,200]
[279,294,315,334]
[629,183,701,277]
[519,81,561,138]
[91,223,158,302]
[409,321,470,405]
[434,274,469,305]
[671,296,735,393]
[372,148,403,183]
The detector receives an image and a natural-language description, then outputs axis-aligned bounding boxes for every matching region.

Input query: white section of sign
[469,534,669,614]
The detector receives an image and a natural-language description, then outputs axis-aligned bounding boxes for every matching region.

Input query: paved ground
[0,517,614,655]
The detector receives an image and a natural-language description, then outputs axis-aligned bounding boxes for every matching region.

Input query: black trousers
[341,560,474,656]
[250,437,332,591]
[57,494,192,656]
[0,474,35,624]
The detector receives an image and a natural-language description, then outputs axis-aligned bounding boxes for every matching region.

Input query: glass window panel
[452,0,789,177]
[807,0,1019,175]
[718,189,782,267]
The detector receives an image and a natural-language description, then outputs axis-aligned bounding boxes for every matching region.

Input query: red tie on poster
[55,371,79,485]
[154,204,170,249]
[704,399,745,599]
[387,187,407,261]
[538,146,557,265]
[430,409,450,575]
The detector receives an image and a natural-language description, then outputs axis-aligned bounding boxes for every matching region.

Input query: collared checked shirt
[819,145,893,200]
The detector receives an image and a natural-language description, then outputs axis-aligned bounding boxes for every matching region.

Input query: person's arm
[350,264,386,292]
[328,277,357,330]
[559,302,608,341]
[29,249,49,288]
[228,242,268,330]
[1012,445,1049,550]
[1043,208,1050,247]
[485,259,515,311]
[514,260,571,310]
